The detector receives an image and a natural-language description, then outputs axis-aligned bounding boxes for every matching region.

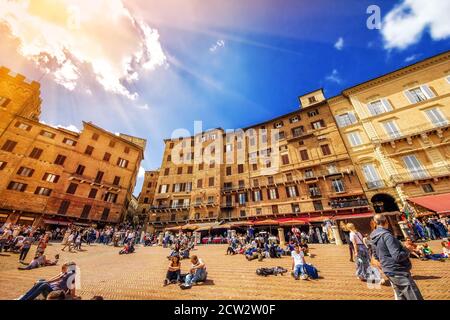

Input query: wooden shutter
[381,99,393,111]
[404,90,415,104]
[421,85,435,99]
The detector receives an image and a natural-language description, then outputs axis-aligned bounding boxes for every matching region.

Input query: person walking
[340,221,354,262]
[370,214,423,300]
[347,223,370,281]
[19,233,34,262]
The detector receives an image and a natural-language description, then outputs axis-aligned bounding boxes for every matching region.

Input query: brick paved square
[0,241,448,300]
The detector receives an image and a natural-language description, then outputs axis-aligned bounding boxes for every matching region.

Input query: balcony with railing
[371,121,450,144]
[309,188,322,198]
[391,165,450,184]
[221,185,247,193]
[287,129,316,141]
[330,198,369,209]
[69,173,121,191]
[366,180,386,190]
[220,201,235,209]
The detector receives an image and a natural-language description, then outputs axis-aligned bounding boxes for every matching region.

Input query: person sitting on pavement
[35,234,49,257]
[18,261,79,300]
[119,241,135,255]
[164,255,181,286]
[246,248,265,261]
[291,245,308,280]
[421,243,446,261]
[180,246,190,260]
[299,240,310,256]
[284,241,295,256]
[180,255,207,289]
[404,238,424,259]
[269,242,281,258]
[441,241,450,258]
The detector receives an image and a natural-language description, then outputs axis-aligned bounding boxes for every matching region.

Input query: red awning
[408,193,450,214]
[277,217,309,226]
[253,219,280,226]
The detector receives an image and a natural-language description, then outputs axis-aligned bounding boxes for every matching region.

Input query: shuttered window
[7,181,27,192]
[424,108,447,127]
[336,112,357,127]
[367,99,393,116]
[347,131,363,147]
[404,85,435,104]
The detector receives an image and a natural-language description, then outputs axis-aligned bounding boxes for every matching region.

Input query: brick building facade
[0,67,146,227]
[147,89,370,231]
[144,51,450,232]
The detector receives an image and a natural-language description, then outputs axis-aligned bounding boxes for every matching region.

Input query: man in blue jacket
[370,214,423,300]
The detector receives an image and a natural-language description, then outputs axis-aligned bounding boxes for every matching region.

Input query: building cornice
[342,50,450,96]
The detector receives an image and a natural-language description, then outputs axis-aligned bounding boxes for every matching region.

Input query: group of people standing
[343,214,449,300]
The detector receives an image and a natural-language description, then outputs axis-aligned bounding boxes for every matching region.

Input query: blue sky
[0,0,449,196]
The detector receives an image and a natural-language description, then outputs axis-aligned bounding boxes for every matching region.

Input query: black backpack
[256,267,287,277]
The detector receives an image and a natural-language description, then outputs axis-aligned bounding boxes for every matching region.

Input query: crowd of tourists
[411,216,449,241]
[2,212,449,300]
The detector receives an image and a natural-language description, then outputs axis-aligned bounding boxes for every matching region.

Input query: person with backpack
[370,214,423,300]
[291,245,307,280]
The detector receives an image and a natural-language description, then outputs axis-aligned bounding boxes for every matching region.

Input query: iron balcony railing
[309,189,322,197]
[330,199,369,209]
[366,180,386,190]
[371,121,450,144]
[390,165,450,184]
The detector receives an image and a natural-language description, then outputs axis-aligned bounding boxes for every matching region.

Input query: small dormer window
[290,116,300,123]
[40,130,55,139]
[15,122,32,131]
[274,121,284,129]
[308,96,317,104]
[307,109,319,117]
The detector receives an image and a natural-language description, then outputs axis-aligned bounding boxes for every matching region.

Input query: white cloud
[138,166,145,178]
[334,37,344,50]
[40,121,80,133]
[325,69,342,84]
[404,54,421,63]
[0,0,167,99]
[381,0,450,50]
[209,39,225,53]
[57,124,80,133]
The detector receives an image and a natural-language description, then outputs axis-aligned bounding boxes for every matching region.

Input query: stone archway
[371,193,399,213]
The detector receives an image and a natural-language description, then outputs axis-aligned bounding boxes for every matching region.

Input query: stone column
[6,211,20,225]
[278,227,286,247]
[332,225,343,246]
